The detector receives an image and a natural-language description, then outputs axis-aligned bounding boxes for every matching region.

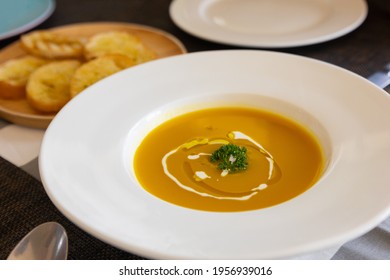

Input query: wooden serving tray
[0,22,187,129]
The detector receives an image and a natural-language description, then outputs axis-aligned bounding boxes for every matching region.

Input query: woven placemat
[0,156,145,260]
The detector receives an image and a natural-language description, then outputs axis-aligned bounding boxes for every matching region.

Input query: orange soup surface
[134,107,324,212]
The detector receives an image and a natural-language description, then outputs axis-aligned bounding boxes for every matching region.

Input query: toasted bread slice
[84,31,157,63]
[0,56,48,99]
[26,60,81,113]
[70,54,135,98]
[21,31,85,59]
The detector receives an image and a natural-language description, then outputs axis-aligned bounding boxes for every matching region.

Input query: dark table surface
[0,0,389,260]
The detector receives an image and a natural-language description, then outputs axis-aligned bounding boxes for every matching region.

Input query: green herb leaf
[210,144,248,173]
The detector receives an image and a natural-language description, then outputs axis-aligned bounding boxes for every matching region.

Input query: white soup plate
[40,50,390,259]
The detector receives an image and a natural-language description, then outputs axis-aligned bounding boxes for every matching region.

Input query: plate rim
[0,0,56,41]
[169,0,368,48]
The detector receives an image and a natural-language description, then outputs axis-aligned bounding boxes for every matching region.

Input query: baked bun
[21,31,85,59]
[26,60,81,113]
[84,31,157,63]
[70,54,135,98]
[0,56,48,99]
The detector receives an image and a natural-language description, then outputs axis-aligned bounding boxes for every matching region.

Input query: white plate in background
[169,0,368,48]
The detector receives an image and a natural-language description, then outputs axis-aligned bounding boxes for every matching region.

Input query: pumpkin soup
[134,107,324,212]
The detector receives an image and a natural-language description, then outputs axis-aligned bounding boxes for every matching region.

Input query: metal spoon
[7,222,68,260]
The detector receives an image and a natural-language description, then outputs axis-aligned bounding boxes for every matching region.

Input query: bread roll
[26,60,81,113]
[0,56,48,99]
[21,31,85,59]
[84,31,157,63]
[70,54,135,98]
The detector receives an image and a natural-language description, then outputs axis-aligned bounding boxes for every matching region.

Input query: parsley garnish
[210,144,248,173]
